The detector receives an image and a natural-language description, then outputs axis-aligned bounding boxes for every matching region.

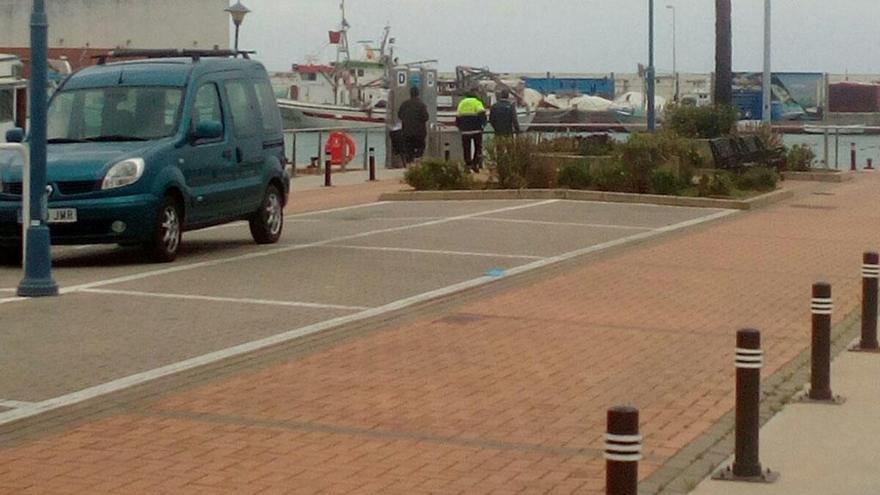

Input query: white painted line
[287,201,391,218]
[80,288,370,312]
[0,200,560,304]
[467,217,656,231]
[329,244,545,261]
[0,207,737,427]
[0,399,37,409]
[0,288,15,293]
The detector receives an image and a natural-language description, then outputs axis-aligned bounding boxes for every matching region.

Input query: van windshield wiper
[47,138,88,144]
[84,135,149,142]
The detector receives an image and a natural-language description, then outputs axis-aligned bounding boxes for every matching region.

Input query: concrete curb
[379,188,794,211]
[782,170,853,182]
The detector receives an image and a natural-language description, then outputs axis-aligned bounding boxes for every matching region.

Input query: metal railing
[282,125,385,174]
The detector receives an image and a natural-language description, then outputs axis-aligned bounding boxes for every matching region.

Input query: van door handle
[222,149,233,159]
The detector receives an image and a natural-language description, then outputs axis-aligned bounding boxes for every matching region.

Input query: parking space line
[0,207,735,427]
[0,400,37,409]
[0,288,15,293]
[79,289,371,312]
[329,245,545,261]
[467,217,657,231]
[0,200,558,302]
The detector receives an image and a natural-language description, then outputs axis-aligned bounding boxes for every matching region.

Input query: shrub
[697,172,734,197]
[487,134,534,188]
[650,169,681,195]
[736,167,778,191]
[536,136,580,154]
[526,156,559,188]
[786,144,816,171]
[404,160,472,191]
[558,161,592,189]
[666,104,738,139]
[579,134,616,156]
[593,163,630,192]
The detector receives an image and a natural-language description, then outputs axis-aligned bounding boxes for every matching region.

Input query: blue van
[0,50,289,262]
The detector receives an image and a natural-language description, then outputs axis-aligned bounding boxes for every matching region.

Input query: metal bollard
[605,406,640,495]
[444,142,450,162]
[802,283,844,404]
[851,143,857,171]
[852,252,880,352]
[324,152,332,187]
[368,147,376,182]
[867,158,874,170]
[713,329,778,482]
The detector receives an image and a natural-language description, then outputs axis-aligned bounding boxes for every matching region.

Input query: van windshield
[47,86,183,143]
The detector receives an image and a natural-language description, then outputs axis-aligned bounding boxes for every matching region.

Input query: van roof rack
[94,49,255,65]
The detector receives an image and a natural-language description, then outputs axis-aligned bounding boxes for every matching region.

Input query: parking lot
[0,199,734,422]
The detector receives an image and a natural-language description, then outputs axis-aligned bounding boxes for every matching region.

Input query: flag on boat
[329,31,342,44]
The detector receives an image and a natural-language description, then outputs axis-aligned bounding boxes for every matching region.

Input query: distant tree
[714,0,732,106]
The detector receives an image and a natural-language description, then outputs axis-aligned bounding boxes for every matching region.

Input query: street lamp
[647,0,656,131]
[762,0,772,125]
[666,5,678,102]
[225,1,250,53]
[18,0,58,297]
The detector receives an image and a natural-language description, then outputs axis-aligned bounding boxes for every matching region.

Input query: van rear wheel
[249,184,283,244]
[144,195,182,263]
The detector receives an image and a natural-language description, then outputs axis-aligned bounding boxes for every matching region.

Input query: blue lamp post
[646,0,656,132]
[17,0,58,297]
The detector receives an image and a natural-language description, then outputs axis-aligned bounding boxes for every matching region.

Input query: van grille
[2,181,100,196]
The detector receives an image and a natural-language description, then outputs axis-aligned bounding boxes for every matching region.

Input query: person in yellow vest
[455,90,487,172]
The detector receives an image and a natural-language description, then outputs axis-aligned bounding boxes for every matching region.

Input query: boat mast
[335,0,351,105]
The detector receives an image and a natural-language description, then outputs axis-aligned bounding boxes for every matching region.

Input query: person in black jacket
[489,89,520,137]
[397,86,429,165]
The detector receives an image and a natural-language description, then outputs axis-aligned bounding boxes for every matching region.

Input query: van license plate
[17,208,78,224]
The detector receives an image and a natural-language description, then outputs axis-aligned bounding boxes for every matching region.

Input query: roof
[63,56,266,90]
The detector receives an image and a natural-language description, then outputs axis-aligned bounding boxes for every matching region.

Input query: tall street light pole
[762,0,772,125]
[667,5,677,102]
[647,0,656,131]
[225,1,251,53]
[18,0,57,297]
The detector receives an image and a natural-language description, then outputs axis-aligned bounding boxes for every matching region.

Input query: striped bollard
[802,283,845,404]
[713,329,778,482]
[852,252,880,352]
[605,406,640,495]
[324,152,332,187]
[368,147,376,182]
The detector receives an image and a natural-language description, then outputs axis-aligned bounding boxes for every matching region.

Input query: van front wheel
[144,195,182,263]
[249,184,283,244]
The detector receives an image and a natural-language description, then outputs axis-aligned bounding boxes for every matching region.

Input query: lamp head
[225,1,251,26]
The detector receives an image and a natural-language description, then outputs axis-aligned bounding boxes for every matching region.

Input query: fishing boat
[0,54,27,141]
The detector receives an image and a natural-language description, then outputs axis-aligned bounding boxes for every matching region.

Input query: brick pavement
[286,175,408,215]
[0,175,878,494]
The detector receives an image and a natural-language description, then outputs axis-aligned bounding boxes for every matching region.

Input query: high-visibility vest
[457,97,485,116]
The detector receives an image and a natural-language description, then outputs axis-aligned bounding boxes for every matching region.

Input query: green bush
[487,135,534,188]
[558,161,592,189]
[404,160,472,191]
[666,104,738,139]
[579,134,616,156]
[536,136,580,154]
[593,164,630,192]
[736,167,778,191]
[650,169,681,195]
[526,157,559,188]
[697,172,734,197]
[786,144,816,171]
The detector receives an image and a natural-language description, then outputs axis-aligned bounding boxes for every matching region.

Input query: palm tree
[714,0,732,106]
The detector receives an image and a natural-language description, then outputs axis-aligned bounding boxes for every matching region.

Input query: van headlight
[102,158,144,190]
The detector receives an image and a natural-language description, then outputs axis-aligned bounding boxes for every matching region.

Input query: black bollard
[605,406,640,495]
[713,329,778,482]
[851,143,857,171]
[803,283,844,404]
[444,142,451,162]
[324,152,332,187]
[368,147,376,182]
[852,252,880,352]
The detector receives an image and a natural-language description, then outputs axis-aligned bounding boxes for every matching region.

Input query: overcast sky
[236,0,880,75]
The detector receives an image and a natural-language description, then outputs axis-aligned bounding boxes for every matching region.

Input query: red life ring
[324,132,357,166]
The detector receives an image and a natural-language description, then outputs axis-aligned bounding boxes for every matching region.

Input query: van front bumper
[0,193,160,246]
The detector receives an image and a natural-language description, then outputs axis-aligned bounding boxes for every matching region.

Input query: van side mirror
[5,128,24,143]
[191,121,223,141]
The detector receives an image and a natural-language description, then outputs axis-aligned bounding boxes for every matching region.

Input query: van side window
[225,79,260,137]
[253,79,282,133]
[193,83,224,133]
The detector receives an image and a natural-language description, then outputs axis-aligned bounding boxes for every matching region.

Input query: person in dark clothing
[489,89,520,137]
[455,90,487,172]
[397,86,429,164]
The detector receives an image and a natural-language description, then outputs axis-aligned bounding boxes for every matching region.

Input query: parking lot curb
[379,188,794,211]
[782,171,853,183]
